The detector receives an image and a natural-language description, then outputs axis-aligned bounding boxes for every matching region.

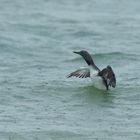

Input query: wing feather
[98,66,116,88]
[67,68,90,78]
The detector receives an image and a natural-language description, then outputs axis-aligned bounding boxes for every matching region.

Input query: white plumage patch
[89,66,106,90]
[89,66,98,77]
[91,76,106,90]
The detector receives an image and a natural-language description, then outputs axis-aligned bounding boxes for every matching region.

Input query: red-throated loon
[68,50,116,90]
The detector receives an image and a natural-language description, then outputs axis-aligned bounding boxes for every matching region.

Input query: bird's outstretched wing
[67,68,90,78]
[98,66,116,88]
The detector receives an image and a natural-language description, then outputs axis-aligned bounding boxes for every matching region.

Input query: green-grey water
[0,0,140,139]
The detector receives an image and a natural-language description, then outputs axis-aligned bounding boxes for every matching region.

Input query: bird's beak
[73,51,81,55]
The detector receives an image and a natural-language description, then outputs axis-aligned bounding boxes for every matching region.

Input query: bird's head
[73,50,88,57]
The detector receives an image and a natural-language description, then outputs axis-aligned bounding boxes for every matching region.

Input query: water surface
[0,0,140,139]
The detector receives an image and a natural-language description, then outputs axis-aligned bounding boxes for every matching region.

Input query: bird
[67,50,116,90]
